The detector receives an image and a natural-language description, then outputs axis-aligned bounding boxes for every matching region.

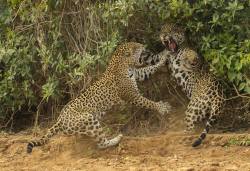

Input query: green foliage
[100,0,135,27]
[164,0,250,93]
[0,0,115,122]
[0,0,249,126]
[227,137,250,146]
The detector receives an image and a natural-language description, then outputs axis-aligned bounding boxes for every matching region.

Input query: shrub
[0,0,249,128]
[0,0,117,125]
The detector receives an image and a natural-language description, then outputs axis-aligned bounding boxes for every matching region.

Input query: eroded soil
[1,130,250,171]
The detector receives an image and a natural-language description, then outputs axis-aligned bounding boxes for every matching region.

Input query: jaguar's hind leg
[184,101,209,133]
[78,113,123,149]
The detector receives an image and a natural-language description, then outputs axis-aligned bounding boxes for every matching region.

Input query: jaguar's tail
[27,122,60,153]
[192,116,216,147]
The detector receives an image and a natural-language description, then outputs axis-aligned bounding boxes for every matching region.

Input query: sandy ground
[1,130,250,171]
[1,99,249,171]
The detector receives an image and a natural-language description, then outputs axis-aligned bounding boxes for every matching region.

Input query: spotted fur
[145,23,225,147]
[172,49,224,147]
[27,42,171,153]
[134,49,173,81]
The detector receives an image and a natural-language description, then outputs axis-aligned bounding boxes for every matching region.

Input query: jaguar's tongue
[169,41,176,52]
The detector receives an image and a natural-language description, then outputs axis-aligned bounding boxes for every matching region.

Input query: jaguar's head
[160,23,186,53]
[115,42,146,67]
[178,49,202,71]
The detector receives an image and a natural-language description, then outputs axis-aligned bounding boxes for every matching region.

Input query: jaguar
[27,42,172,153]
[145,23,225,147]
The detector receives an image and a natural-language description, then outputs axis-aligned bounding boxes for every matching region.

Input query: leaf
[239,83,246,91]
[228,72,237,81]
[244,86,250,93]
[235,60,243,71]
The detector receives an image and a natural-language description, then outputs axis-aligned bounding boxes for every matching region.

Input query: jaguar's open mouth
[183,60,198,71]
[191,60,198,66]
[163,38,178,52]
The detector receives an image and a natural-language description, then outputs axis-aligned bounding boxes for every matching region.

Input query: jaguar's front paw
[157,101,171,115]
[159,56,168,66]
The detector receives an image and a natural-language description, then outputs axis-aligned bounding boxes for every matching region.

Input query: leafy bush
[0,0,118,125]
[101,0,250,94]
[0,0,249,127]
[120,0,250,92]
